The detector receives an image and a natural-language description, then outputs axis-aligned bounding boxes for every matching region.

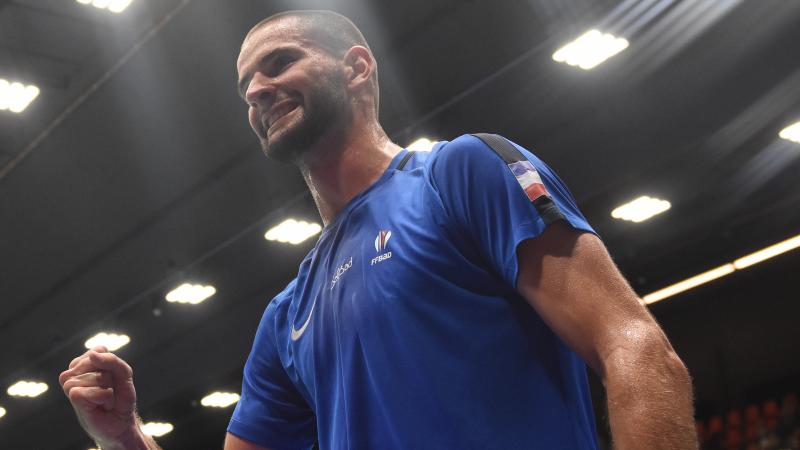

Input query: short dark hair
[246,10,380,113]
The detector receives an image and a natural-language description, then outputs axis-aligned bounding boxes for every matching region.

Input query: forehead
[237,18,314,70]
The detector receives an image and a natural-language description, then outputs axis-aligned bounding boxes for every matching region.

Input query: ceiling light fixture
[7,380,48,398]
[141,422,173,437]
[201,391,240,408]
[611,196,671,222]
[643,264,734,304]
[552,29,629,70]
[165,283,216,305]
[264,219,322,245]
[76,0,133,13]
[84,332,130,351]
[0,406,6,419]
[733,234,800,270]
[779,121,800,144]
[0,79,40,113]
[643,232,800,304]
[407,137,436,152]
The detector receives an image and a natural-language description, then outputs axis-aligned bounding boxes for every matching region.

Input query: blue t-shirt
[228,134,599,449]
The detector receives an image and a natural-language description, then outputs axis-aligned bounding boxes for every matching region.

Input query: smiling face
[236,18,351,163]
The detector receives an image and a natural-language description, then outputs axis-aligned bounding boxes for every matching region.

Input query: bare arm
[60,347,275,450]
[59,347,162,450]
[98,416,162,450]
[516,223,697,450]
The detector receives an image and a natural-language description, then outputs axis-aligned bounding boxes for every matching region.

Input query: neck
[297,120,402,226]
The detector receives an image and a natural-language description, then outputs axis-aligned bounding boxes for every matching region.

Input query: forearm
[604,345,697,450]
[95,417,162,450]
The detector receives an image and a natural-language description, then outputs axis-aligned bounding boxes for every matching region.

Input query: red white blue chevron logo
[374,230,392,253]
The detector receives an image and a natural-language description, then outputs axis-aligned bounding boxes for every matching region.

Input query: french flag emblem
[375,230,392,252]
[508,160,549,202]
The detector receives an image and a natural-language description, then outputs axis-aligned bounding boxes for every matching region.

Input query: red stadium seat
[724,427,742,449]
[763,400,779,431]
[726,409,743,429]
[744,404,760,426]
[709,415,724,434]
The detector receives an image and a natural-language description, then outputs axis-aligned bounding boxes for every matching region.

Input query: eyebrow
[237,47,292,100]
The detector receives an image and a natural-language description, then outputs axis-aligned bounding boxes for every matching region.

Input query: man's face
[236,20,350,163]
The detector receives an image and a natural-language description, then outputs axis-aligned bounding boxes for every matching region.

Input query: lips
[264,100,299,131]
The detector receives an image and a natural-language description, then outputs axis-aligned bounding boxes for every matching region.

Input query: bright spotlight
[611,196,671,223]
[7,380,48,398]
[165,283,216,305]
[264,219,322,245]
[84,332,130,351]
[779,121,800,144]
[141,422,173,437]
[201,391,240,408]
[75,0,133,13]
[0,79,40,113]
[407,138,437,152]
[553,29,629,70]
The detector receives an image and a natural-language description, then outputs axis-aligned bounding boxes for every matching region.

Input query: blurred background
[1,0,799,449]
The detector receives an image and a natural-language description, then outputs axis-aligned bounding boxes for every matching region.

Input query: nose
[244,72,274,110]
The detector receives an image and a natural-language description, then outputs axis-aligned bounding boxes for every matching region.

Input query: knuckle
[67,387,84,402]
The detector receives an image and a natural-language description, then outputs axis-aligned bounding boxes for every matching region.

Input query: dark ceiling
[1,0,799,449]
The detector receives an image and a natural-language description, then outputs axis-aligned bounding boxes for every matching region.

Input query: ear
[342,46,375,93]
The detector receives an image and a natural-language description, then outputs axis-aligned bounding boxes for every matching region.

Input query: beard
[261,69,350,164]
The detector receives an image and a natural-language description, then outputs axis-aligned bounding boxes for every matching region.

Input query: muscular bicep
[224,432,271,450]
[515,222,669,378]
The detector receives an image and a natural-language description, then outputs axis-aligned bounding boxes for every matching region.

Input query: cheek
[248,107,264,138]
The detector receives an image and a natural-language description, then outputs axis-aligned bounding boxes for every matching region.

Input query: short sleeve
[429,134,596,288]
[227,298,316,450]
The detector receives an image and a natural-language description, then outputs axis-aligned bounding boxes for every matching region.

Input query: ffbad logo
[371,230,392,265]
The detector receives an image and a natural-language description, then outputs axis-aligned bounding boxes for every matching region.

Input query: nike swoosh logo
[290,298,316,341]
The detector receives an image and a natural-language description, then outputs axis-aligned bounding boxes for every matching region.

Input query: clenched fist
[59,346,159,450]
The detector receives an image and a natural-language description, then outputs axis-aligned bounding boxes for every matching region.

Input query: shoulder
[269,278,298,309]
[424,134,543,195]
[257,278,298,334]
[256,246,318,338]
[428,134,497,169]
[243,278,300,371]
[426,133,541,178]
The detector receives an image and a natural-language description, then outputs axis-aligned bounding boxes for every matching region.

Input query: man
[59,10,697,450]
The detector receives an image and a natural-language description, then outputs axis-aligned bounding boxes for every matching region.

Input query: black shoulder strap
[471,133,526,164]
[396,150,414,171]
[470,133,565,225]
